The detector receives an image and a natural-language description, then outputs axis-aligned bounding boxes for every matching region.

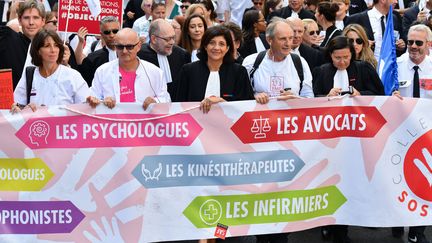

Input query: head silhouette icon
[29,120,50,146]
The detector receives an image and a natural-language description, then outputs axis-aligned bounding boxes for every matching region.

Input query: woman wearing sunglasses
[177,25,254,113]
[302,18,323,47]
[342,24,377,69]
[12,29,90,113]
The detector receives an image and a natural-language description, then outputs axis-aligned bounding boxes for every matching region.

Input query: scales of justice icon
[251,116,271,139]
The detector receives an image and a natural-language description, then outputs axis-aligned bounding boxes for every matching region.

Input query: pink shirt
[119,67,137,102]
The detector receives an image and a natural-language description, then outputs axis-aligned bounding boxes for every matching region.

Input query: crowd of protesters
[1,0,432,242]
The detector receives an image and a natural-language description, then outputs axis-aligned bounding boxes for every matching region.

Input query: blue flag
[378,5,398,95]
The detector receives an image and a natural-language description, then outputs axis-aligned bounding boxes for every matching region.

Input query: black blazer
[0,26,31,89]
[312,61,384,96]
[402,5,419,40]
[177,60,254,102]
[78,47,109,86]
[299,43,325,71]
[349,0,368,15]
[137,44,191,102]
[268,6,316,21]
[123,0,145,27]
[320,25,342,47]
[238,33,269,59]
[346,10,403,41]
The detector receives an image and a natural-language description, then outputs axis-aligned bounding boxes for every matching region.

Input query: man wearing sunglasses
[138,19,190,101]
[393,24,432,243]
[287,17,324,71]
[88,28,170,110]
[244,0,264,14]
[79,16,120,86]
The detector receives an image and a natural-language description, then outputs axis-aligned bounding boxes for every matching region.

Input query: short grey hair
[99,16,119,27]
[266,17,292,39]
[408,24,432,41]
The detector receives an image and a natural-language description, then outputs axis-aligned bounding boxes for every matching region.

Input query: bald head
[286,17,304,49]
[115,28,141,65]
[116,28,140,44]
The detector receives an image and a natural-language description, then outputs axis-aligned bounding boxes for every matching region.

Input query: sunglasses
[102,29,119,35]
[253,1,263,5]
[309,30,320,35]
[348,38,364,45]
[143,3,152,7]
[407,40,424,46]
[115,41,140,51]
[46,20,57,26]
[180,4,189,9]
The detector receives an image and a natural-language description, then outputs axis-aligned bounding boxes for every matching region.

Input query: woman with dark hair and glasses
[177,25,254,113]
[180,13,207,61]
[238,9,269,58]
[12,29,90,113]
[313,36,383,97]
[342,24,377,68]
[315,1,341,47]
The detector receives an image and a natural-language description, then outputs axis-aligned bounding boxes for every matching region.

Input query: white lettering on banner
[0,168,45,181]
[252,193,329,216]
[0,209,72,224]
[226,201,248,218]
[55,122,190,140]
[187,159,295,177]
[166,164,184,177]
[303,114,366,133]
[67,13,103,21]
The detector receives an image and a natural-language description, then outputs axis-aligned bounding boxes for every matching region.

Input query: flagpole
[63,0,73,45]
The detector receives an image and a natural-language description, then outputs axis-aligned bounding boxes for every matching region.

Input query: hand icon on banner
[414,148,432,187]
[83,217,125,243]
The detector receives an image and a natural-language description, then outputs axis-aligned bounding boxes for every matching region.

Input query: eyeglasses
[253,1,263,5]
[309,30,320,35]
[46,20,57,26]
[180,4,189,9]
[348,38,364,45]
[115,41,140,51]
[154,35,176,42]
[407,39,424,46]
[102,29,119,35]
